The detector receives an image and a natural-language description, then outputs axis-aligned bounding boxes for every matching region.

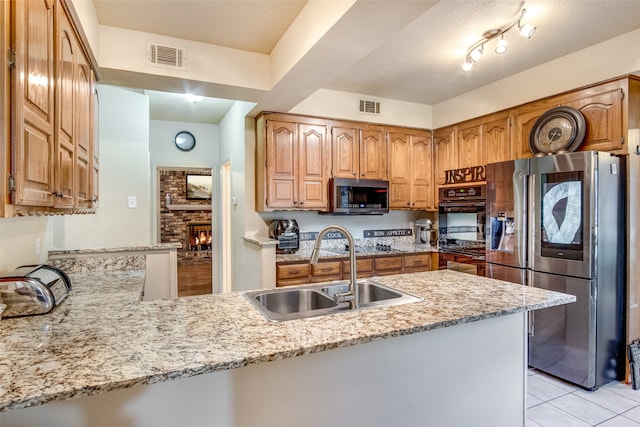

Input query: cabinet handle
[352,172,357,176]
[406,202,410,206]
[299,201,304,205]
[361,173,365,177]
[289,269,300,274]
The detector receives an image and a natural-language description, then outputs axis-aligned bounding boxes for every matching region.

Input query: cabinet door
[298,122,329,210]
[75,57,93,209]
[457,122,484,169]
[266,120,298,208]
[514,104,550,159]
[410,132,434,210]
[483,114,511,165]
[331,125,358,178]
[359,125,387,179]
[404,253,432,272]
[565,86,623,152]
[433,127,456,186]
[12,0,56,206]
[388,132,411,208]
[91,86,99,207]
[55,7,77,208]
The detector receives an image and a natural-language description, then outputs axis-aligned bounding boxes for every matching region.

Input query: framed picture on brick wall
[186,174,212,200]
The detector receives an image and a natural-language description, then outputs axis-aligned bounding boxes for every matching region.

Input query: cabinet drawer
[276,263,310,280]
[311,261,342,277]
[342,258,374,278]
[405,254,431,270]
[374,256,404,271]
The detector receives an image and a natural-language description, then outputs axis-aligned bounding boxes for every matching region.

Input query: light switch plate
[128,196,137,208]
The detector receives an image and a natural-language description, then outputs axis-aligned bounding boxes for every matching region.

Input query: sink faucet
[310,225,359,309]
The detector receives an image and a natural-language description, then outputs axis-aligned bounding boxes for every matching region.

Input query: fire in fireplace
[188,222,212,251]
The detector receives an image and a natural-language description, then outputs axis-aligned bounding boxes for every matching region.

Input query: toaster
[0,264,72,318]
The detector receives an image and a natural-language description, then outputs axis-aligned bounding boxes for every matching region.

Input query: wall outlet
[128,196,137,208]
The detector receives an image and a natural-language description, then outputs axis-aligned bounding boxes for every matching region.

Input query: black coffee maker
[269,219,300,254]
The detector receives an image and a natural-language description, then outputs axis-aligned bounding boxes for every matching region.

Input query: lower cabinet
[276,253,433,287]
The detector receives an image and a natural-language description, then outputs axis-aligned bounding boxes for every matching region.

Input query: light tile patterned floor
[527,369,640,426]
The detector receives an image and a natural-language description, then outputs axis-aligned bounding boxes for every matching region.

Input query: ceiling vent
[359,99,381,115]
[147,42,186,70]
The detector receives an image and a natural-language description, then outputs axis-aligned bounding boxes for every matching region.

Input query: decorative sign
[444,165,485,185]
[363,229,413,238]
[301,228,413,240]
[299,231,346,241]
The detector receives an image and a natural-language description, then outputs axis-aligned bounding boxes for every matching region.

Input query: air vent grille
[147,43,186,70]
[359,99,381,115]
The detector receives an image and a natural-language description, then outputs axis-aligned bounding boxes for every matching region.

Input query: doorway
[157,167,213,297]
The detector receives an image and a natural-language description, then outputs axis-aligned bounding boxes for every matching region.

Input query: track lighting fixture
[462,8,536,72]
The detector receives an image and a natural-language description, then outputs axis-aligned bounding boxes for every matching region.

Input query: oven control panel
[439,185,485,202]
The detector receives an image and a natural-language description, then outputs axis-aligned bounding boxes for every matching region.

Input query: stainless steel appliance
[328,178,389,215]
[269,219,300,254]
[438,184,486,275]
[415,218,436,247]
[0,264,72,317]
[485,151,624,390]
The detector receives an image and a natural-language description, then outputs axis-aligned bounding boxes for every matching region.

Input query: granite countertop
[0,269,574,413]
[48,243,182,256]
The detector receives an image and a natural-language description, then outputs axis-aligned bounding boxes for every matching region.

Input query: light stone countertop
[0,269,574,413]
[48,243,182,256]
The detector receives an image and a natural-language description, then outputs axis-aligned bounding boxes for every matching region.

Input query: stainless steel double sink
[245,280,422,322]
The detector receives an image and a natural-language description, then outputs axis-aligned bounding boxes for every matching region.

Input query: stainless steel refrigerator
[485,151,625,390]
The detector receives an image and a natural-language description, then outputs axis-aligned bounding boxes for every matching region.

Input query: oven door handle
[439,203,486,212]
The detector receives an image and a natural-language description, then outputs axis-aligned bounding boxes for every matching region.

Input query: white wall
[51,85,151,249]
[291,88,432,129]
[218,101,258,292]
[433,28,640,127]
[0,217,51,272]
[149,120,219,244]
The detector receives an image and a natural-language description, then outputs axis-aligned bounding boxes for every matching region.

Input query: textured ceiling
[91,0,640,124]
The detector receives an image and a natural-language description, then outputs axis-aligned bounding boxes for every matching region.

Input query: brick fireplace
[159,168,212,266]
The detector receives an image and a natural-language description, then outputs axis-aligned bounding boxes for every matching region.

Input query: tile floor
[527,369,640,426]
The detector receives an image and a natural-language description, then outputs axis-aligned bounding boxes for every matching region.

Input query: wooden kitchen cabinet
[256,113,331,211]
[514,79,625,159]
[404,253,432,272]
[482,112,512,164]
[275,262,311,287]
[330,121,387,180]
[5,0,97,216]
[342,258,374,278]
[12,0,57,208]
[388,129,434,210]
[373,255,404,275]
[433,126,457,187]
[457,120,485,169]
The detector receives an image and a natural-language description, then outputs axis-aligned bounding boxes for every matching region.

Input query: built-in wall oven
[438,185,486,275]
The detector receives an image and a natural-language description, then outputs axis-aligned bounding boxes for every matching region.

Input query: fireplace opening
[188,222,212,251]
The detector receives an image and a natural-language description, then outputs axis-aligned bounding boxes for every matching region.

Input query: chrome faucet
[309,225,359,309]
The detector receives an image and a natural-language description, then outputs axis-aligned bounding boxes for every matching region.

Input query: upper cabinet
[256,113,331,211]
[433,126,456,187]
[514,79,625,158]
[482,113,511,164]
[388,129,434,210]
[3,0,97,217]
[12,0,57,208]
[330,121,387,180]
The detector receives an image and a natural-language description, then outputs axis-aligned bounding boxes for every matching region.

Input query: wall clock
[529,106,586,156]
[174,131,196,152]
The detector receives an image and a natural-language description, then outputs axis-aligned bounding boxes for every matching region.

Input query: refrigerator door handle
[528,311,534,337]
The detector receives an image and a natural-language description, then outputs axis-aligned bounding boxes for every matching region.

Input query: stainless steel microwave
[329,178,389,215]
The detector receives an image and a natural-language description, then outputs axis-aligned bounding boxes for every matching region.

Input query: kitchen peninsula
[0,269,574,426]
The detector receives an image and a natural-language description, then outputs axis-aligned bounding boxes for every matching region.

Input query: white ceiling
[91,0,640,124]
